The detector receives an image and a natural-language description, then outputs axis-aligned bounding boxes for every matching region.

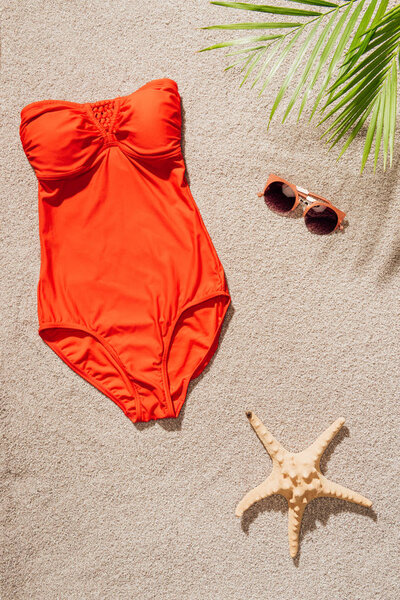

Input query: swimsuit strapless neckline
[21,77,178,113]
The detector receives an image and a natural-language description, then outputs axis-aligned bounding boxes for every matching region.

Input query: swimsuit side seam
[181,175,226,290]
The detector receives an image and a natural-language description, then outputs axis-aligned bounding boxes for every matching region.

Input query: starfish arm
[288,503,306,558]
[308,418,345,463]
[320,477,372,508]
[246,411,286,462]
[235,476,277,517]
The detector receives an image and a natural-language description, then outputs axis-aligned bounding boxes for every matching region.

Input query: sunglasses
[259,174,346,235]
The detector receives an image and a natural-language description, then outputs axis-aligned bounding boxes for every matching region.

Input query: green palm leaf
[321,6,400,170]
[199,34,282,52]
[224,49,260,70]
[283,8,339,121]
[339,0,386,75]
[226,45,268,54]
[203,22,304,29]
[240,46,268,84]
[309,0,367,118]
[210,2,323,16]
[251,37,286,87]
[361,95,380,172]
[200,0,400,172]
[284,0,340,5]
[296,6,341,119]
[268,17,322,122]
[388,57,397,167]
[258,26,304,94]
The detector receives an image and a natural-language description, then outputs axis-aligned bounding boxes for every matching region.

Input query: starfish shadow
[295,497,377,565]
[240,494,287,535]
[319,423,349,473]
[295,424,377,563]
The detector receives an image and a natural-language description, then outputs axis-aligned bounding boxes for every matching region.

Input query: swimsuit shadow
[134,297,235,433]
[238,425,376,564]
[180,102,190,186]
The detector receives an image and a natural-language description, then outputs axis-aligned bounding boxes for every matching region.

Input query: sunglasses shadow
[286,204,304,220]
[290,204,350,235]
[336,219,350,235]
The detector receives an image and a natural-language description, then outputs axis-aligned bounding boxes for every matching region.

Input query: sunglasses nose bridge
[296,185,309,196]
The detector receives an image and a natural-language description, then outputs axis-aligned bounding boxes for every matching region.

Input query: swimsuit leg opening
[39,322,141,422]
[162,291,231,419]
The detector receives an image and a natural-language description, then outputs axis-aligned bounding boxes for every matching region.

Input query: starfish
[236,412,372,558]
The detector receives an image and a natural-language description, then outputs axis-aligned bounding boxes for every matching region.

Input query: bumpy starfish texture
[236,412,372,558]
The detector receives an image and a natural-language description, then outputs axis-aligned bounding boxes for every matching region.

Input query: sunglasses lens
[304,204,338,235]
[264,181,296,213]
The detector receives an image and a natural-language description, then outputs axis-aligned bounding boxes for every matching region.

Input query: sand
[1,1,399,598]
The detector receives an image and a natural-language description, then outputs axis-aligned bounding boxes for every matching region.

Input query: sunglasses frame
[259,174,346,232]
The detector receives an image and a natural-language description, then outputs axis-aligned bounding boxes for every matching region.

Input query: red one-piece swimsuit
[20,78,231,423]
